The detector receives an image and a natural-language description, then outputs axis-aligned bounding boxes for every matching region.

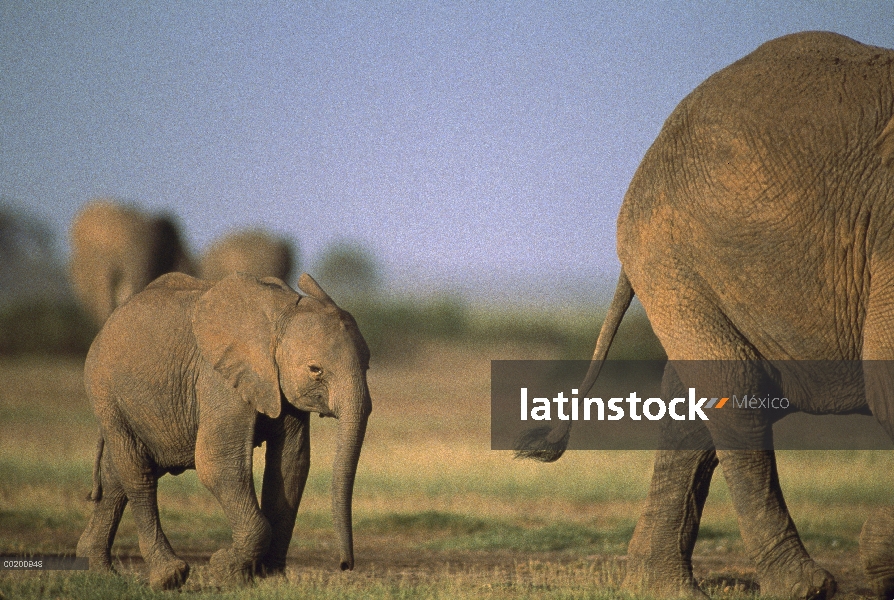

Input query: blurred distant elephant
[199,229,295,283]
[69,199,193,326]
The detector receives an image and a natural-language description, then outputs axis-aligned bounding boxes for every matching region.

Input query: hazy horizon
[3,3,893,304]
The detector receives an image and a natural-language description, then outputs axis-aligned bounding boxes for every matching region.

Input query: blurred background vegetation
[0,202,664,361]
[0,202,97,355]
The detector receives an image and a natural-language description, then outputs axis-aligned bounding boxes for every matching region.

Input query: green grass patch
[0,459,91,489]
[339,299,665,362]
[360,511,491,536]
[0,403,97,427]
[358,511,635,554]
[0,355,887,598]
[0,509,83,535]
[0,572,160,600]
[424,520,634,554]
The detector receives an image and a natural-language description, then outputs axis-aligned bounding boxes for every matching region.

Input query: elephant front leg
[197,426,273,585]
[258,409,311,575]
[717,449,835,599]
[206,503,272,586]
[200,468,273,585]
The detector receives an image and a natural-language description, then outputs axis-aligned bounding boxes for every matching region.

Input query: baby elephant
[76,272,372,589]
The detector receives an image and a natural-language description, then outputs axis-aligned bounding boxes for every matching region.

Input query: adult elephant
[69,199,193,326]
[199,229,295,282]
[517,32,894,599]
[76,272,371,589]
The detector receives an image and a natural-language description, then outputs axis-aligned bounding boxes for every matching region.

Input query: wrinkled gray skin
[518,32,894,600]
[69,199,193,326]
[76,272,371,590]
[200,229,295,282]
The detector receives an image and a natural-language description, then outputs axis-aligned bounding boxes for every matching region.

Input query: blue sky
[2,2,892,303]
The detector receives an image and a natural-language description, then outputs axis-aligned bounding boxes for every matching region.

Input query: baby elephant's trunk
[331,408,369,571]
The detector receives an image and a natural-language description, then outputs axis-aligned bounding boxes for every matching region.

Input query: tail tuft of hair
[513,426,569,463]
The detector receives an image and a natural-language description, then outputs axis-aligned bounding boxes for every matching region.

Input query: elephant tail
[514,270,635,462]
[87,435,104,502]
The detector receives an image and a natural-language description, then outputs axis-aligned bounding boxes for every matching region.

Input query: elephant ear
[879,114,894,168]
[192,273,295,418]
[298,273,337,307]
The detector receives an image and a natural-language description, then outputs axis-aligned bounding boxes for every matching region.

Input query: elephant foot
[148,557,190,590]
[757,559,835,600]
[76,541,115,574]
[209,548,253,587]
[255,559,287,578]
[622,555,709,599]
[866,575,894,600]
[76,533,109,571]
[861,507,894,600]
[77,554,115,573]
[862,549,894,600]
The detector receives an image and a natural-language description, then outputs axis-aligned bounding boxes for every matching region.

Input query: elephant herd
[69,32,894,599]
[68,198,295,327]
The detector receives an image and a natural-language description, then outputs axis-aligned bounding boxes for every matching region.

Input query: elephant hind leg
[127,482,189,590]
[624,448,717,599]
[624,365,716,599]
[638,289,835,599]
[860,507,894,600]
[717,450,835,600]
[860,301,894,599]
[77,446,127,572]
[105,427,188,590]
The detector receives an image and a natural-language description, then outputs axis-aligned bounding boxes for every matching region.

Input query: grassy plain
[0,323,889,598]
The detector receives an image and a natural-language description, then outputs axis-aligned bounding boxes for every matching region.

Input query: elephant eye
[308,364,322,375]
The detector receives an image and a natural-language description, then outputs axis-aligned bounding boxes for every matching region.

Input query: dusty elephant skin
[517,32,894,600]
[68,199,194,327]
[75,272,372,590]
[199,229,295,282]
